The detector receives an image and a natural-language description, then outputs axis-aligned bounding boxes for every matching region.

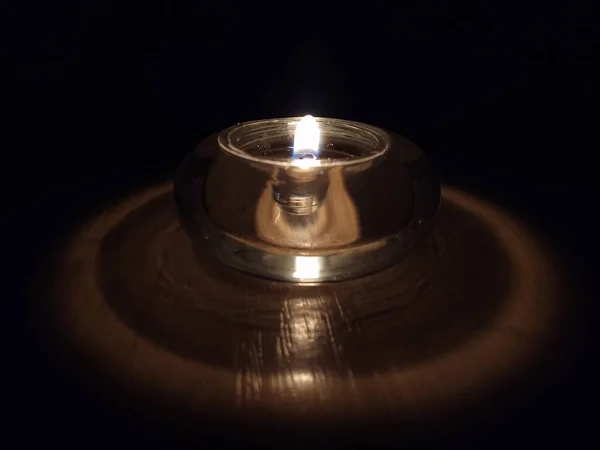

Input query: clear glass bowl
[174,117,440,282]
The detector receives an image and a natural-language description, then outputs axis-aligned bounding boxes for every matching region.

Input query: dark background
[6,1,598,448]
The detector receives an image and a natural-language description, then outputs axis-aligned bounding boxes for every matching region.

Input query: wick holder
[174,117,441,283]
[272,166,329,215]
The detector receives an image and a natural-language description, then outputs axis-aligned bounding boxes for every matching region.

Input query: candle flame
[292,115,321,167]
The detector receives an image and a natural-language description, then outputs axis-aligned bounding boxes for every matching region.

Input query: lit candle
[174,115,440,282]
[256,114,361,251]
[271,115,328,215]
[291,115,322,168]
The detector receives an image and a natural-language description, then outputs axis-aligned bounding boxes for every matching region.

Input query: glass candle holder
[174,117,440,282]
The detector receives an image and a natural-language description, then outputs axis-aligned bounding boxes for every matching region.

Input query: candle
[174,116,440,282]
[273,115,328,215]
[292,114,321,163]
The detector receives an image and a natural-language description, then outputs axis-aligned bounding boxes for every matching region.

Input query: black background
[7,1,598,448]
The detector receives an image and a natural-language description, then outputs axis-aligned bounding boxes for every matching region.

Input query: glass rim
[217,117,391,168]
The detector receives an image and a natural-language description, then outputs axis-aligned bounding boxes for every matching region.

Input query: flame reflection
[292,256,322,281]
[272,296,326,396]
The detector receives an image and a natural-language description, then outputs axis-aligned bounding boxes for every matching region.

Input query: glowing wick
[292,115,321,168]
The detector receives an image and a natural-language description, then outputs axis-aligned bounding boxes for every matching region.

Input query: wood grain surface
[31,182,574,444]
